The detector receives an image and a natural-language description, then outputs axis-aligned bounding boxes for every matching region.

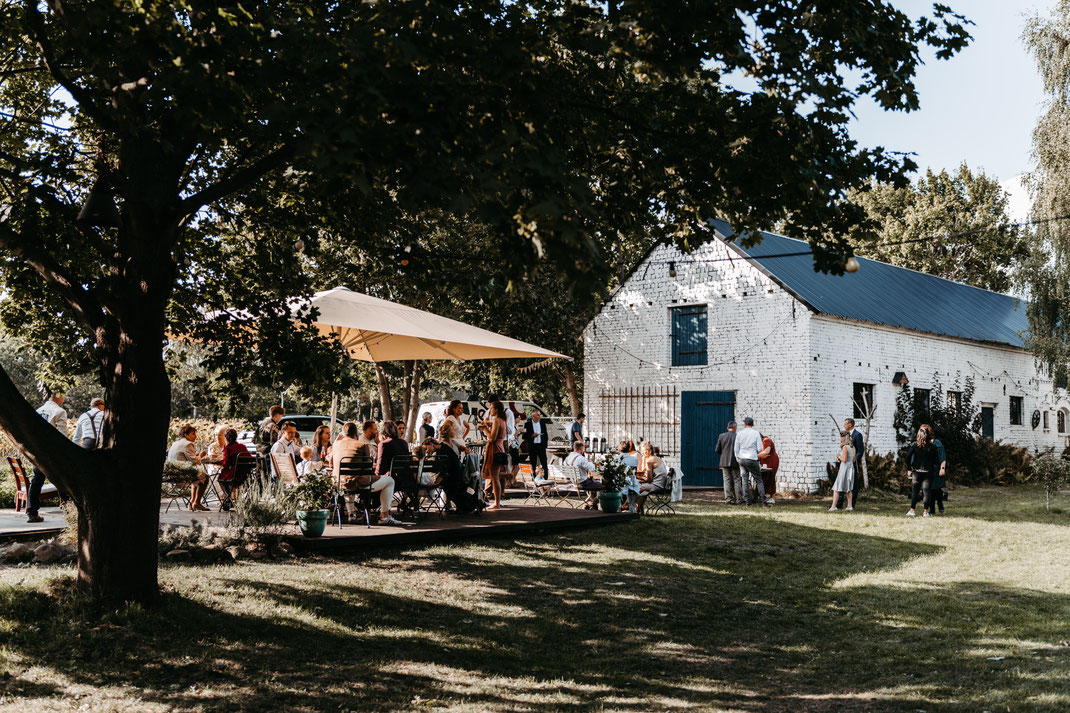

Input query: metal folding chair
[390,455,422,521]
[337,455,376,528]
[547,463,582,508]
[647,468,681,516]
[219,453,256,511]
[518,463,552,506]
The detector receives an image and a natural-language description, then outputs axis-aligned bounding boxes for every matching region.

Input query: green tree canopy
[849,164,1026,293]
[0,1,970,604]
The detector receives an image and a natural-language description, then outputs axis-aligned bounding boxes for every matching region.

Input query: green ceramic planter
[295,509,329,538]
[597,491,622,513]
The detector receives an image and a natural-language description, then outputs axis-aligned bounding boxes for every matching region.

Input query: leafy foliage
[1033,455,1070,510]
[1022,2,1070,383]
[288,469,335,511]
[599,456,632,494]
[850,164,1026,292]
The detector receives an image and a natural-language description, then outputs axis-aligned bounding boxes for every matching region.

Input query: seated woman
[217,428,252,511]
[636,442,672,515]
[333,421,399,525]
[310,424,333,467]
[616,440,642,513]
[166,423,211,512]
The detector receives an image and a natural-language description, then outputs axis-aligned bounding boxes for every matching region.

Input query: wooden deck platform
[286,505,637,552]
[2,501,637,550]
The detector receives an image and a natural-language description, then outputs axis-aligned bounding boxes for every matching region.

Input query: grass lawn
[1,486,1069,712]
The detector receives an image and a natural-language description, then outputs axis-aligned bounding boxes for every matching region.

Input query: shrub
[233,474,294,544]
[599,456,631,494]
[288,470,335,511]
[1032,456,1070,511]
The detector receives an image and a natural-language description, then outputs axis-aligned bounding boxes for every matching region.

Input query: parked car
[238,414,332,452]
[417,400,567,444]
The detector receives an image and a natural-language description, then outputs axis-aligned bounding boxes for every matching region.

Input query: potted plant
[598,456,629,513]
[288,469,335,537]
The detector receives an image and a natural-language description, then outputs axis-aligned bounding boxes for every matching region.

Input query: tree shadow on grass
[0,515,1068,712]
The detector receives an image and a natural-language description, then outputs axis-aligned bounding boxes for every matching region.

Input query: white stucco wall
[583,239,817,492]
[584,238,1070,493]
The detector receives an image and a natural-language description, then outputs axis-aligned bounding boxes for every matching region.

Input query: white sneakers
[828,506,839,512]
[845,507,853,512]
[922,511,930,518]
[906,510,916,517]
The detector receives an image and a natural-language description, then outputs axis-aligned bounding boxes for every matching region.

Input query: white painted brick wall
[584,239,1070,493]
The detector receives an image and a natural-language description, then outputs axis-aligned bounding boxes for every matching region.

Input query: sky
[845,0,1056,220]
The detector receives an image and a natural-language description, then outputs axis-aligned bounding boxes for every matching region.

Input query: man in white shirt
[27,392,68,523]
[563,441,605,509]
[270,421,301,476]
[73,398,106,449]
[733,417,770,506]
[524,410,549,479]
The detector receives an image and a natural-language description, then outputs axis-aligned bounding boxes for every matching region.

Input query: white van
[417,400,568,445]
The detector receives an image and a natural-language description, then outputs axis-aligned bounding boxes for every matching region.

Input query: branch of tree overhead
[178,144,295,223]
[22,1,120,133]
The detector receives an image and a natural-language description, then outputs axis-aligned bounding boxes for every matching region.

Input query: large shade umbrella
[293,287,567,362]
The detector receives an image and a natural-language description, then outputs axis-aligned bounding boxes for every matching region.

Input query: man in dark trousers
[715,421,742,504]
[523,410,550,479]
[835,417,865,509]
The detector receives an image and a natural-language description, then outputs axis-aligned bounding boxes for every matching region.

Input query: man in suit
[715,421,743,504]
[523,410,550,479]
[836,417,865,509]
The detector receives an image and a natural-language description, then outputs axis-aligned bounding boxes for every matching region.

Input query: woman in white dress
[830,432,855,512]
[444,400,470,455]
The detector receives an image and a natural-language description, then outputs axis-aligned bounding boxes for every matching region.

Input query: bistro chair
[646,468,682,516]
[7,456,61,513]
[517,463,552,506]
[337,455,376,528]
[219,452,256,511]
[414,455,446,519]
[546,463,582,508]
[389,455,423,521]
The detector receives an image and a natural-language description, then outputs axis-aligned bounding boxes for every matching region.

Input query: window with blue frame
[670,305,708,366]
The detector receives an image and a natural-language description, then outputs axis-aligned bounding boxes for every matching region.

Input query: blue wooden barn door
[681,391,735,486]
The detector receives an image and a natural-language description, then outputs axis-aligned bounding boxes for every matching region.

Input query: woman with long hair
[920,423,948,514]
[478,400,507,510]
[311,424,333,465]
[444,400,470,454]
[829,432,855,512]
[906,427,940,517]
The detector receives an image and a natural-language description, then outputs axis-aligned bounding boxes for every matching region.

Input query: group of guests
[167,423,251,511]
[715,418,778,507]
[904,423,947,517]
[22,392,106,523]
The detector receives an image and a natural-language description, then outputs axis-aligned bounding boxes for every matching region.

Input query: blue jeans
[738,459,767,505]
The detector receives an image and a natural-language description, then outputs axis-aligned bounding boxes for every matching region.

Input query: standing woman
[478,401,507,510]
[829,432,855,512]
[444,400,471,455]
[920,424,947,514]
[906,428,939,517]
[311,424,333,466]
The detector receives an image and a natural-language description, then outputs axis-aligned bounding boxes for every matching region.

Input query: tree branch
[179,144,294,221]
[22,0,118,132]
[0,220,108,334]
[0,359,87,499]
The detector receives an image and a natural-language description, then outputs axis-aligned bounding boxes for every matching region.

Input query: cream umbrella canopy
[295,287,568,362]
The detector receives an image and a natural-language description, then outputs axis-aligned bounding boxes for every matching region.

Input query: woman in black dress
[906,428,939,518]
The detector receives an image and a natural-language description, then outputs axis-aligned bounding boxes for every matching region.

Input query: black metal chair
[647,468,681,516]
[390,455,423,521]
[337,455,376,528]
[414,456,447,519]
[218,452,256,511]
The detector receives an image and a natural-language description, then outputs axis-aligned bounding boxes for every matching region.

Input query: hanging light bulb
[294,238,305,252]
[77,172,121,228]
[668,261,677,278]
[845,256,860,273]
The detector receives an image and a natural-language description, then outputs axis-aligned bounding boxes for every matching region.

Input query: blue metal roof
[709,218,1029,348]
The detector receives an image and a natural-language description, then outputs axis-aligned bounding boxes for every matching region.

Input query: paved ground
[0,505,65,539]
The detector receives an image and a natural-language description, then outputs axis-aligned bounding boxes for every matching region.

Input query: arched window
[1059,410,1066,434]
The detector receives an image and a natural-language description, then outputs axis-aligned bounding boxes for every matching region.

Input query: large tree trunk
[563,364,581,418]
[374,363,393,420]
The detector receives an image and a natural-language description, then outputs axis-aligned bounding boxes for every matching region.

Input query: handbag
[493,451,510,466]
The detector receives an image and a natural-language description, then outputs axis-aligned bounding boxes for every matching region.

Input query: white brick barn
[582,219,1070,493]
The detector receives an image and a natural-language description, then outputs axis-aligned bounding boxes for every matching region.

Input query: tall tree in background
[850,164,1026,292]
[1023,2,1070,384]
[0,1,969,604]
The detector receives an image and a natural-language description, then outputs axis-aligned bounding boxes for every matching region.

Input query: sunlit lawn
[1,486,1069,712]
